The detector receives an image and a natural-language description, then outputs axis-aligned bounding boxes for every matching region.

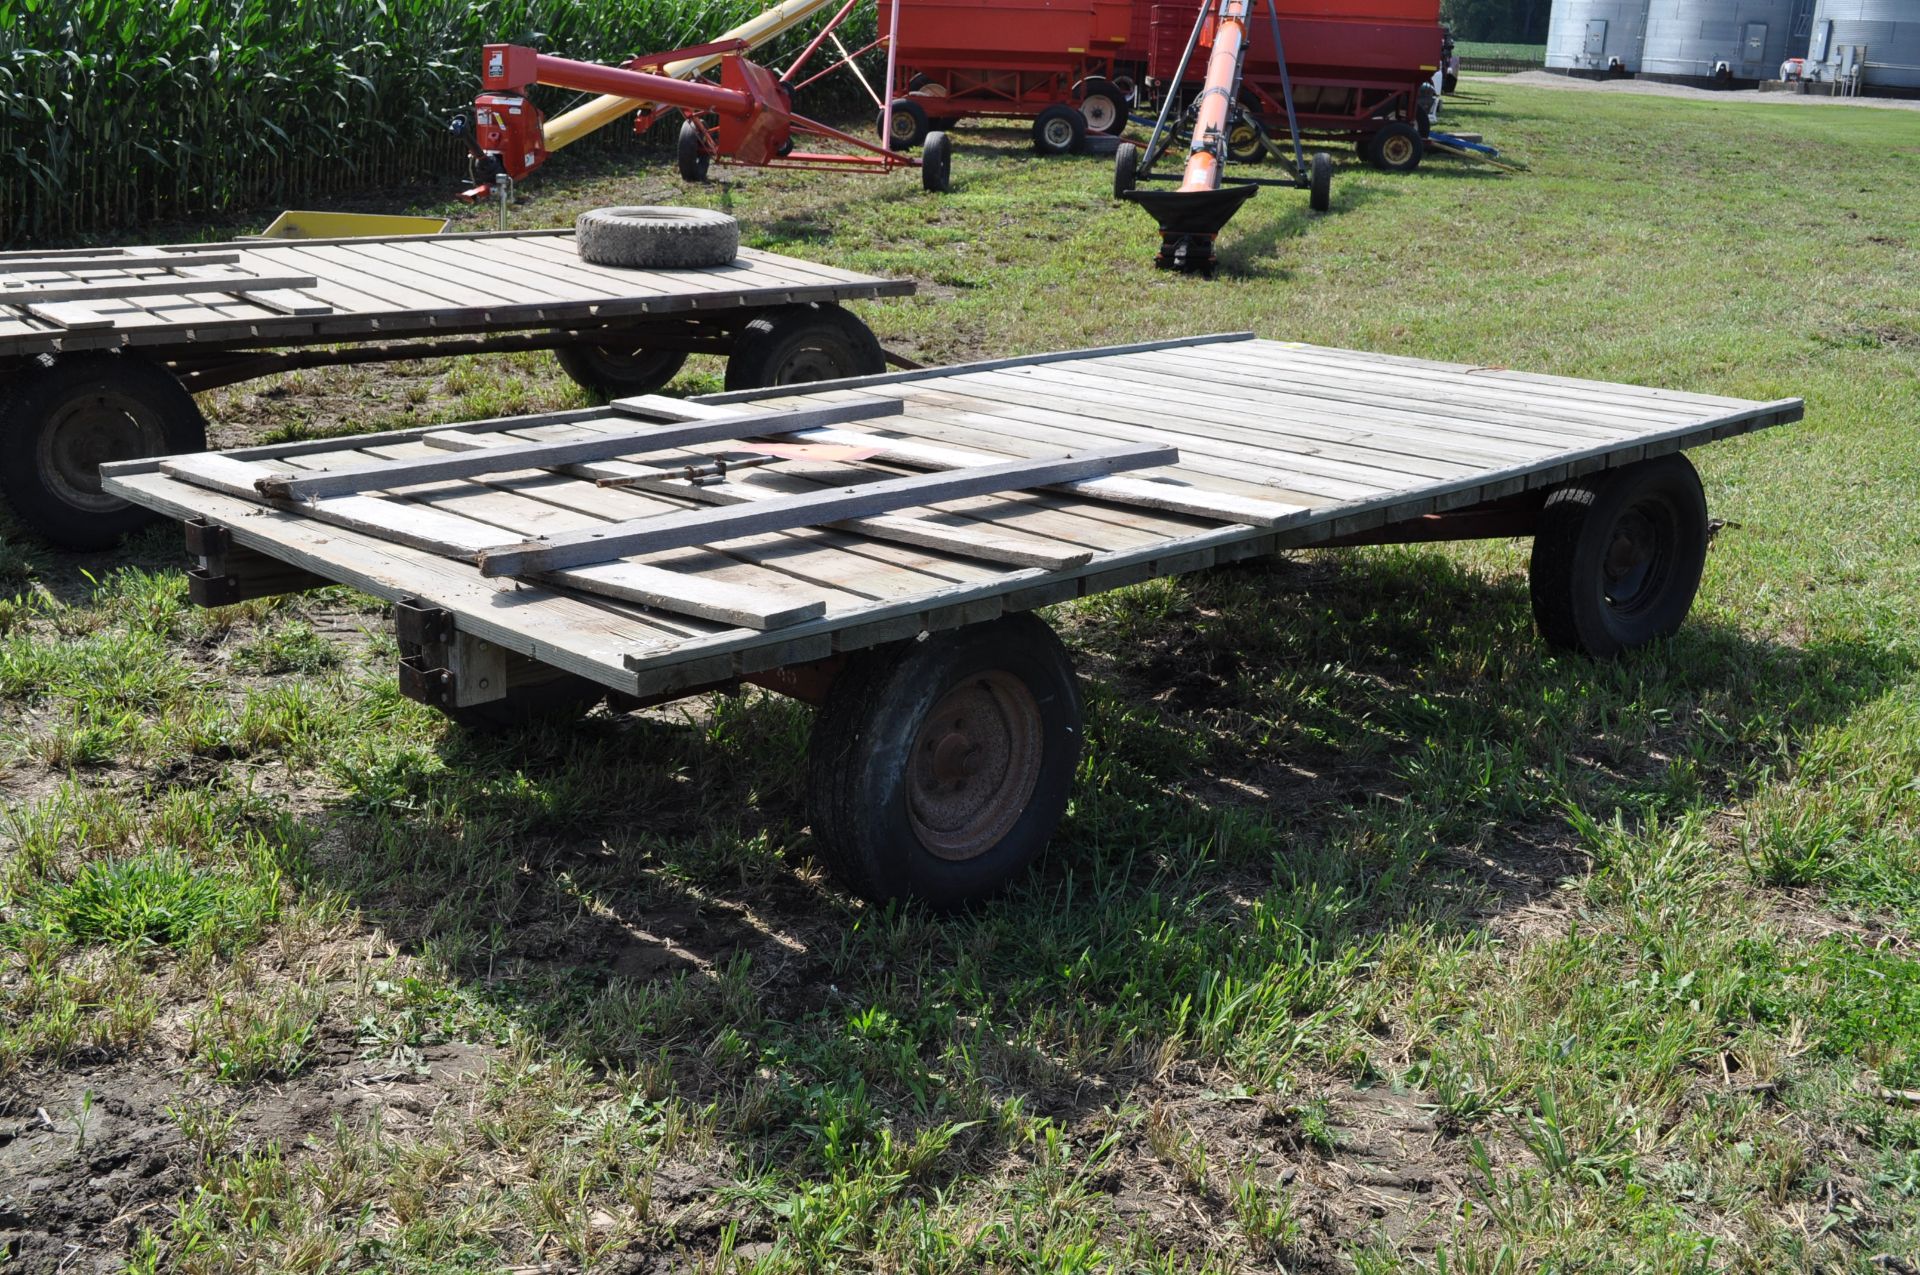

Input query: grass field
[1455,41,1548,68]
[3,80,1919,1273]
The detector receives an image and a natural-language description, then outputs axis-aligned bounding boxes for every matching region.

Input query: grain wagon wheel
[1078,79,1129,136]
[1032,104,1087,155]
[807,613,1082,906]
[1528,454,1711,660]
[880,98,930,150]
[1367,121,1424,173]
[723,304,885,392]
[0,352,206,549]
[1228,121,1266,164]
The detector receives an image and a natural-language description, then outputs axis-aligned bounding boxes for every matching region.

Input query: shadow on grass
[285,543,1913,1214]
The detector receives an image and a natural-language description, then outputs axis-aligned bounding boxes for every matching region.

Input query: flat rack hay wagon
[103,333,1801,908]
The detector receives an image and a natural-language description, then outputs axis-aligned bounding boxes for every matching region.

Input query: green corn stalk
[0,0,876,244]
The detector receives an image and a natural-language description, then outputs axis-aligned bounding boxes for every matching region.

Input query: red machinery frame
[462,25,950,198]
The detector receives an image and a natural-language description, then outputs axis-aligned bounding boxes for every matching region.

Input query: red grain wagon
[1124,0,1445,171]
[876,0,1139,153]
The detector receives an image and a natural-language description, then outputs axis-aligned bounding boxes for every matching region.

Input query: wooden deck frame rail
[473,443,1179,577]
[247,399,908,501]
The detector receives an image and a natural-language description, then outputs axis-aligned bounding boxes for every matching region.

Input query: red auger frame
[459,12,952,201]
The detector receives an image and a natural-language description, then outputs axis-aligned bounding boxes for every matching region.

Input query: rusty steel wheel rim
[1381,133,1415,167]
[39,389,163,514]
[907,670,1043,861]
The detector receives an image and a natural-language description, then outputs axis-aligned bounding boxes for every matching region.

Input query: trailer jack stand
[1129,184,1260,274]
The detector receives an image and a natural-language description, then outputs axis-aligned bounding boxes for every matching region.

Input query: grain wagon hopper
[1126,0,1448,172]
[875,0,1138,153]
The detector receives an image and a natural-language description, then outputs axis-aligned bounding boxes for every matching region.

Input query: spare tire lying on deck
[575,206,739,270]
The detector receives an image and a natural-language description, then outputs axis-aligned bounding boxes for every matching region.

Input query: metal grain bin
[1547,0,1653,73]
[1640,0,1814,82]
[1807,0,1920,91]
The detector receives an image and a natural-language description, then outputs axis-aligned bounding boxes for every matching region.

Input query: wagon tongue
[1126,184,1259,275]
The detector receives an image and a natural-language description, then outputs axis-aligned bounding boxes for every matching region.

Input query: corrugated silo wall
[1547,0,1654,72]
[1641,0,1813,82]
[1807,0,1920,91]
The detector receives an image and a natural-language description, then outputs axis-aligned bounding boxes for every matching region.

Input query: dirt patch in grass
[0,1037,501,1273]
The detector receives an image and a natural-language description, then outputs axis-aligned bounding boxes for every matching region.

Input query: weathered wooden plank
[476,444,1180,578]
[234,289,334,317]
[423,427,1095,572]
[0,273,319,306]
[156,453,823,632]
[614,393,1303,527]
[23,301,114,331]
[253,400,906,500]
[0,252,242,274]
[691,332,1258,405]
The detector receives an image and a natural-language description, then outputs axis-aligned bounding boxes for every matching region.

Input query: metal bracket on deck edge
[393,597,508,710]
[182,516,331,607]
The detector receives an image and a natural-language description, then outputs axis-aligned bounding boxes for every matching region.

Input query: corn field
[0,0,847,244]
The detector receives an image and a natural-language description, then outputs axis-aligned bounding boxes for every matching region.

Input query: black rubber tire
[1079,81,1128,136]
[0,352,206,550]
[444,674,605,732]
[1355,137,1371,160]
[880,98,930,150]
[921,131,953,193]
[1228,121,1266,164]
[1366,121,1424,173]
[807,613,1082,906]
[1032,104,1086,155]
[676,120,711,182]
[1113,141,1140,198]
[1528,453,1710,660]
[1309,151,1333,212]
[1443,70,1459,94]
[553,343,688,400]
[723,304,885,392]
[575,206,738,269]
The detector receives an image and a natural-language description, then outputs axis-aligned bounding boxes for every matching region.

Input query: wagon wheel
[1032,104,1087,155]
[1228,121,1266,164]
[676,119,712,182]
[1308,151,1333,212]
[807,613,1082,906]
[921,131,953,193]
[0,352,206,549]
[1367,121,1424,173]
[553,342,688,400]
[880,98,930,150]
[1529,454,1711,659]
[1078,79,1129,136]
[1113,141,1141,199]
[723,304,885,392]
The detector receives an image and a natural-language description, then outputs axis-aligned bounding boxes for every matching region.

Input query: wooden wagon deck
[0,229,913,357]
[102,332,1803,700]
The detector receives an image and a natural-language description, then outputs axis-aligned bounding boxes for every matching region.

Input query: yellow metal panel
[259,211,451,239]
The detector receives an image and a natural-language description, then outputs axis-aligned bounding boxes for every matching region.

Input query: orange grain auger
[1113,0,1331,275]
